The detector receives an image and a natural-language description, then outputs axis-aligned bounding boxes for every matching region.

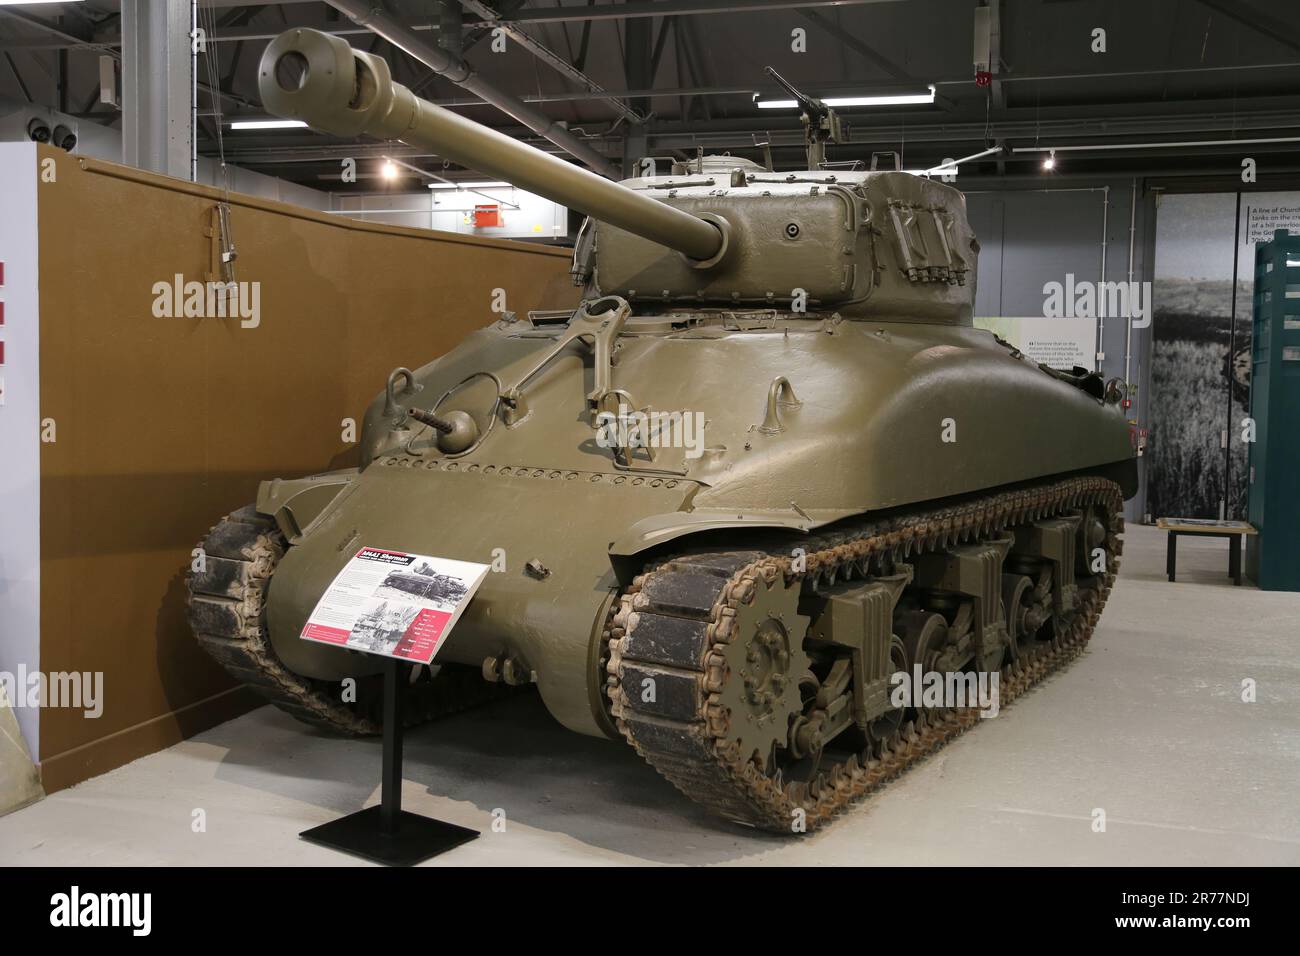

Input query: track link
[187,505,510,735]
[606,476,1124,832]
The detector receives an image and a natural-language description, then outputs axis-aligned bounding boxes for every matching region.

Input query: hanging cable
[196,2,238,291]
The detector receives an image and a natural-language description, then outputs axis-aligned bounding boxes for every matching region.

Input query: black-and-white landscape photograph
[1150,194,1250,521]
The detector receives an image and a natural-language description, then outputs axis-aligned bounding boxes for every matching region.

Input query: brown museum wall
[34,145,578,792]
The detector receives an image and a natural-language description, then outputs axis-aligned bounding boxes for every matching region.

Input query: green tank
[188,28,1136,832]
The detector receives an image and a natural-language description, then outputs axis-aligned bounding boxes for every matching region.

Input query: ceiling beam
[461,0,528,52]
[213,92,1300,158]
[680,16,715,121]
[0,6,120,58]
[196,0,318,6]
[456,0,642,123]
[1193,0,1300,56]
[469,0,908,25]
[636,107,1300,147]
[4,51,33,102]
[574,0,596,71]
[212,113,1300,167]
[323,0,616,174]
[0,0,899,49]
[796,9,914,83]
[419,55,1300,108]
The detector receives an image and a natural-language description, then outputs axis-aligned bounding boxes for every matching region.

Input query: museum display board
[1246,230,1300,591]
[1149,191,1300,522]
[2,142,577,792]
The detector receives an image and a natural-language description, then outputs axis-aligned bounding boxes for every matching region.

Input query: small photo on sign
[299,548,489,665]
[348,598,422,656]
[374,560,470,609]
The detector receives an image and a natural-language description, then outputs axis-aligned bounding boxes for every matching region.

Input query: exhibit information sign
[974,316,1098,371]
[299,548,489,665]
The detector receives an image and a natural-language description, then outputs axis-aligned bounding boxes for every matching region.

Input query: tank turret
[258,28,976,322]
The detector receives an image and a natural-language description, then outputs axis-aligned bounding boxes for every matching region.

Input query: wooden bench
[1155,518,1258,586]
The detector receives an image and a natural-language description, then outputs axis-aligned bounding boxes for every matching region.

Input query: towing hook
[384,367,422,423]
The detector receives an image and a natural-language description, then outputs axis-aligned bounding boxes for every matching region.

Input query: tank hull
[257,315,1133,737]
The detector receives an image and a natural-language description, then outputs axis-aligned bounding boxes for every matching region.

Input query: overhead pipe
[918,145,1003,176]
[1013,135,1300,154]
[323,0,615,177]
[1124,178,1137,394]
[1099,185,1109,365]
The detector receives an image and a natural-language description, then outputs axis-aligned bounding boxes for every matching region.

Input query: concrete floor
[3,524,1298,866]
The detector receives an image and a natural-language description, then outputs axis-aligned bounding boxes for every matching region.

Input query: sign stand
[299,658,479,866]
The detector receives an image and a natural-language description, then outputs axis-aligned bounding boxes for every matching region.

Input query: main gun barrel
[258,29,726,263]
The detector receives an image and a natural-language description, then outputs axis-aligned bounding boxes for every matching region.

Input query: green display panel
[1246,230,1300,591]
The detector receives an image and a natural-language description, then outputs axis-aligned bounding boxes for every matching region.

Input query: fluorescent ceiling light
[757,86,935,109]
[427,181,512,189]
[228,119,308,130]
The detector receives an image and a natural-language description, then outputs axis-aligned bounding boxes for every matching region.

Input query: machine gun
[764,66,845,168]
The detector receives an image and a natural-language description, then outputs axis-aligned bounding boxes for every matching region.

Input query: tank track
[606,476,1123,832]
[187,505,510,735]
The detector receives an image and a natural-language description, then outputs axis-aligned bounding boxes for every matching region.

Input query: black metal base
[301,805,479,867]
[298,657,478,866]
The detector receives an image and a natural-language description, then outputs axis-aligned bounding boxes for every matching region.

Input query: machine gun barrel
[258,29,726,263]
[764,66,827,119]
